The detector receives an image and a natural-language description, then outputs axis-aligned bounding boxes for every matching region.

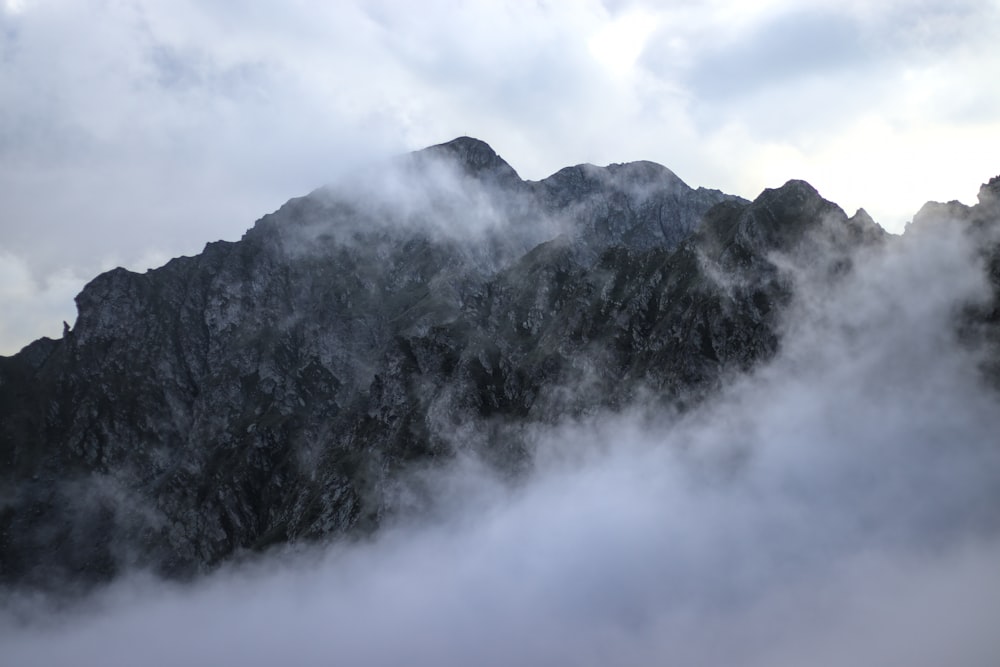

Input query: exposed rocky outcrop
[910,175,1000,385]
[8,137,993,592]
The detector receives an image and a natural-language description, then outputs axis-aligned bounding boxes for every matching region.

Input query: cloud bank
[3,196,999,665]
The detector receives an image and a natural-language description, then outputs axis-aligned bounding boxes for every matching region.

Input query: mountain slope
[9,138,987,590]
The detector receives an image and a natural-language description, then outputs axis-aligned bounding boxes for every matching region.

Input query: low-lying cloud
[3,214,999,665]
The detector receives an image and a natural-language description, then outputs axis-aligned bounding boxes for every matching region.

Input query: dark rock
[0,139,939,590]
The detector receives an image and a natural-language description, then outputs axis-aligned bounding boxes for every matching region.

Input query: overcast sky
[2,0,999,354]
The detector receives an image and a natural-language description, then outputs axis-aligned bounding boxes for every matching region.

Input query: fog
[3,213,999,665]
[311,146,552,245]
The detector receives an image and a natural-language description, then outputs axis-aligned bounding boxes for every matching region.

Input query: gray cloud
[3,205,999,665]
[678,9,873,103]
[640,0,999,140]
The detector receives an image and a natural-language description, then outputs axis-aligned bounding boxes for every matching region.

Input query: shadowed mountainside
[2,138,996,590]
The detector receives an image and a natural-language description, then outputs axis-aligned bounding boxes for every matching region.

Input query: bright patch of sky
[588,8,659,76]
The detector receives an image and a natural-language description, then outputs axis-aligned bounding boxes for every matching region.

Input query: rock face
[909,174,1000,384]
[7,136,985,590]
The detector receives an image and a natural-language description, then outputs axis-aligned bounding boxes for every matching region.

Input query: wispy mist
[4,214,999,665]
[282,144,557,257]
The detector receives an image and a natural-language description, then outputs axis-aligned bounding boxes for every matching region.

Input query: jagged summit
[4,140,983,591]
[538,160,690,200]
[851,208,875,226]
[418,137,697,200]
[417,136,522,186]
[708,180,839,243]
[979,175,1000,207]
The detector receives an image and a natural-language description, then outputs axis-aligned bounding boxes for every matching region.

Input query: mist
[3,212,999,665]
[296,144,556,251]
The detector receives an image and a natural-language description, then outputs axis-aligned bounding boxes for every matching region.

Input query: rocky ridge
[1,138,995,589]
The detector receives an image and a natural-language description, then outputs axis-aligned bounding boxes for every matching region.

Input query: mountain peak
[417,136,521,185]
[979,175,1000,207]
[5,140,991,592]
[763,179,821,202]
[700,178,853,264]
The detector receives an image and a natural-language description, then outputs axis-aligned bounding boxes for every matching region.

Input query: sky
[2,0,1000,354]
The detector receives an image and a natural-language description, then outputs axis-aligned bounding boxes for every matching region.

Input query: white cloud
[2,0,26,14]
[588,8,660,76]
[0,251,80,353]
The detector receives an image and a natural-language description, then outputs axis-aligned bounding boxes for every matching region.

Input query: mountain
[1,137,995,590]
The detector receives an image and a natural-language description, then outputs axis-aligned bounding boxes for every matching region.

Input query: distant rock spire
[979,175,1000,207]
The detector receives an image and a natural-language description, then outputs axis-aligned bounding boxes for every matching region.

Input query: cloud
[3,200,999,665]
[677,8,873,103]
[0,251,80,353]
[637,0,1000,222]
